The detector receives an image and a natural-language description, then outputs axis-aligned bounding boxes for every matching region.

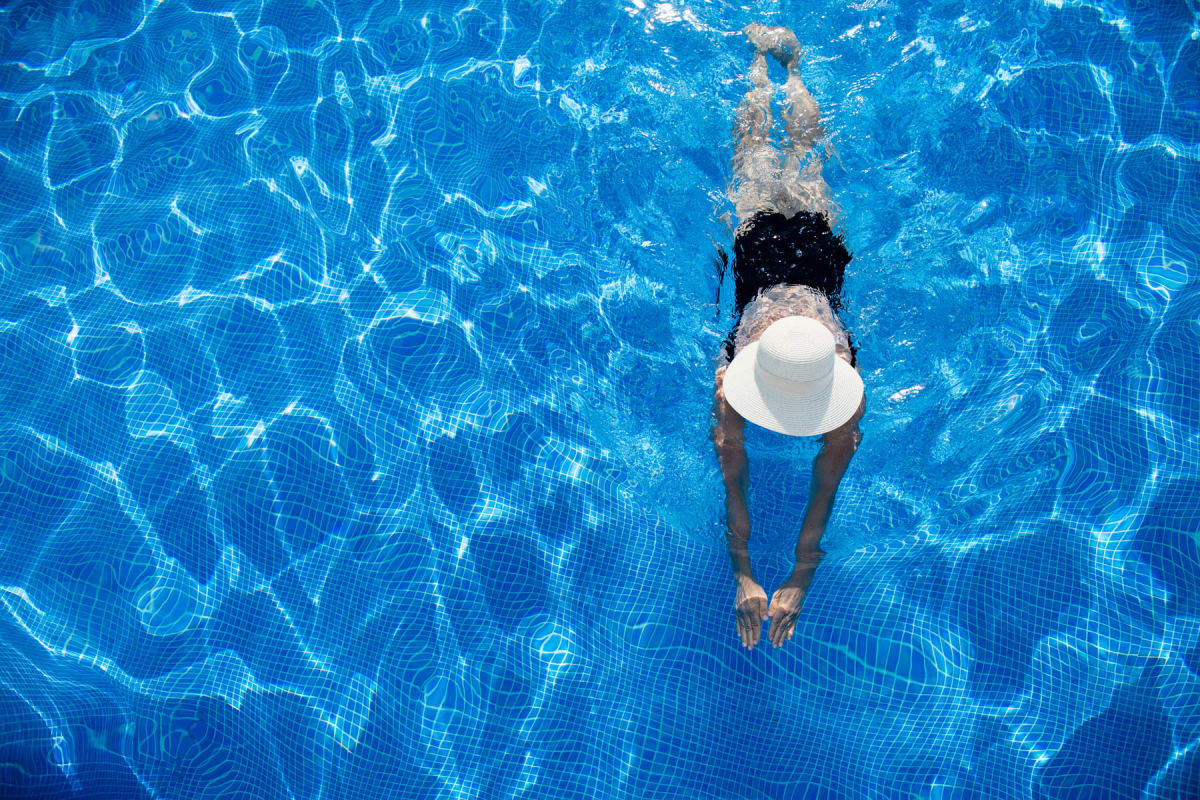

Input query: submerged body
[711,26,864,650]
[733,283,854,364]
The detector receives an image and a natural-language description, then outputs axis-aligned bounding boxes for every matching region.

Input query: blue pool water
[1,0,1198,797]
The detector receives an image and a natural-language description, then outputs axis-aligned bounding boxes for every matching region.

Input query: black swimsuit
[721,209,857,365]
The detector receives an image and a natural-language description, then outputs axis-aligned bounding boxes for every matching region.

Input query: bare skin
[732,24,838,227]
[715,25,864,650]
[713,364,863,649]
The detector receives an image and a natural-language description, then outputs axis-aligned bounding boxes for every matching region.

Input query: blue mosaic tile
[0,0,1196,797]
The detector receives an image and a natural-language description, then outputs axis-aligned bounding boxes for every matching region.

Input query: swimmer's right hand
[734,575,769,650]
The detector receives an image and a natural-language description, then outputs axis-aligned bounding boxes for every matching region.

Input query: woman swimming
[711,25,865,651]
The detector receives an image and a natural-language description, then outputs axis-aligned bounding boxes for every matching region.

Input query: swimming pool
[1,0,1197,797]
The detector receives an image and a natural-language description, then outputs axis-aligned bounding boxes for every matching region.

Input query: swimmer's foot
[744,23,802,70]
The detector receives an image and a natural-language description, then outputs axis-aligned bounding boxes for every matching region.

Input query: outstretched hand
[766,582,806,648]
[734,576,769,649]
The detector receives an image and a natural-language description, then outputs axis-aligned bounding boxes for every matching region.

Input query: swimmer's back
[721,209,857,365]
[730,283,855,366]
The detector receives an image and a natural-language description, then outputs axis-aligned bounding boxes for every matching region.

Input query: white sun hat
[723,315,863,437]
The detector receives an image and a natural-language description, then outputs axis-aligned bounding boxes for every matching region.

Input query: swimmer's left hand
[766,581,806,648]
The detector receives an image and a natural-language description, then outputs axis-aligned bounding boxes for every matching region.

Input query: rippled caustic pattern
[2,0,1199,797]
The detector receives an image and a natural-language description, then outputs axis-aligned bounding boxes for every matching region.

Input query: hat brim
[723,340,864,436]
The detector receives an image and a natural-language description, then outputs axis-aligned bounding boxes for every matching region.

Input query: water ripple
[0,0,1197,798]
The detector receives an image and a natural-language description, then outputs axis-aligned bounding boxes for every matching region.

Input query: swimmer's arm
[789,398,865,578]
[712,367,754,578]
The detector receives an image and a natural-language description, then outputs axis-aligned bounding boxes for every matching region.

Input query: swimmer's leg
[731,25,835,225]
[779,51,837,222]
[730,49,780,226]
[781,62,823,155]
